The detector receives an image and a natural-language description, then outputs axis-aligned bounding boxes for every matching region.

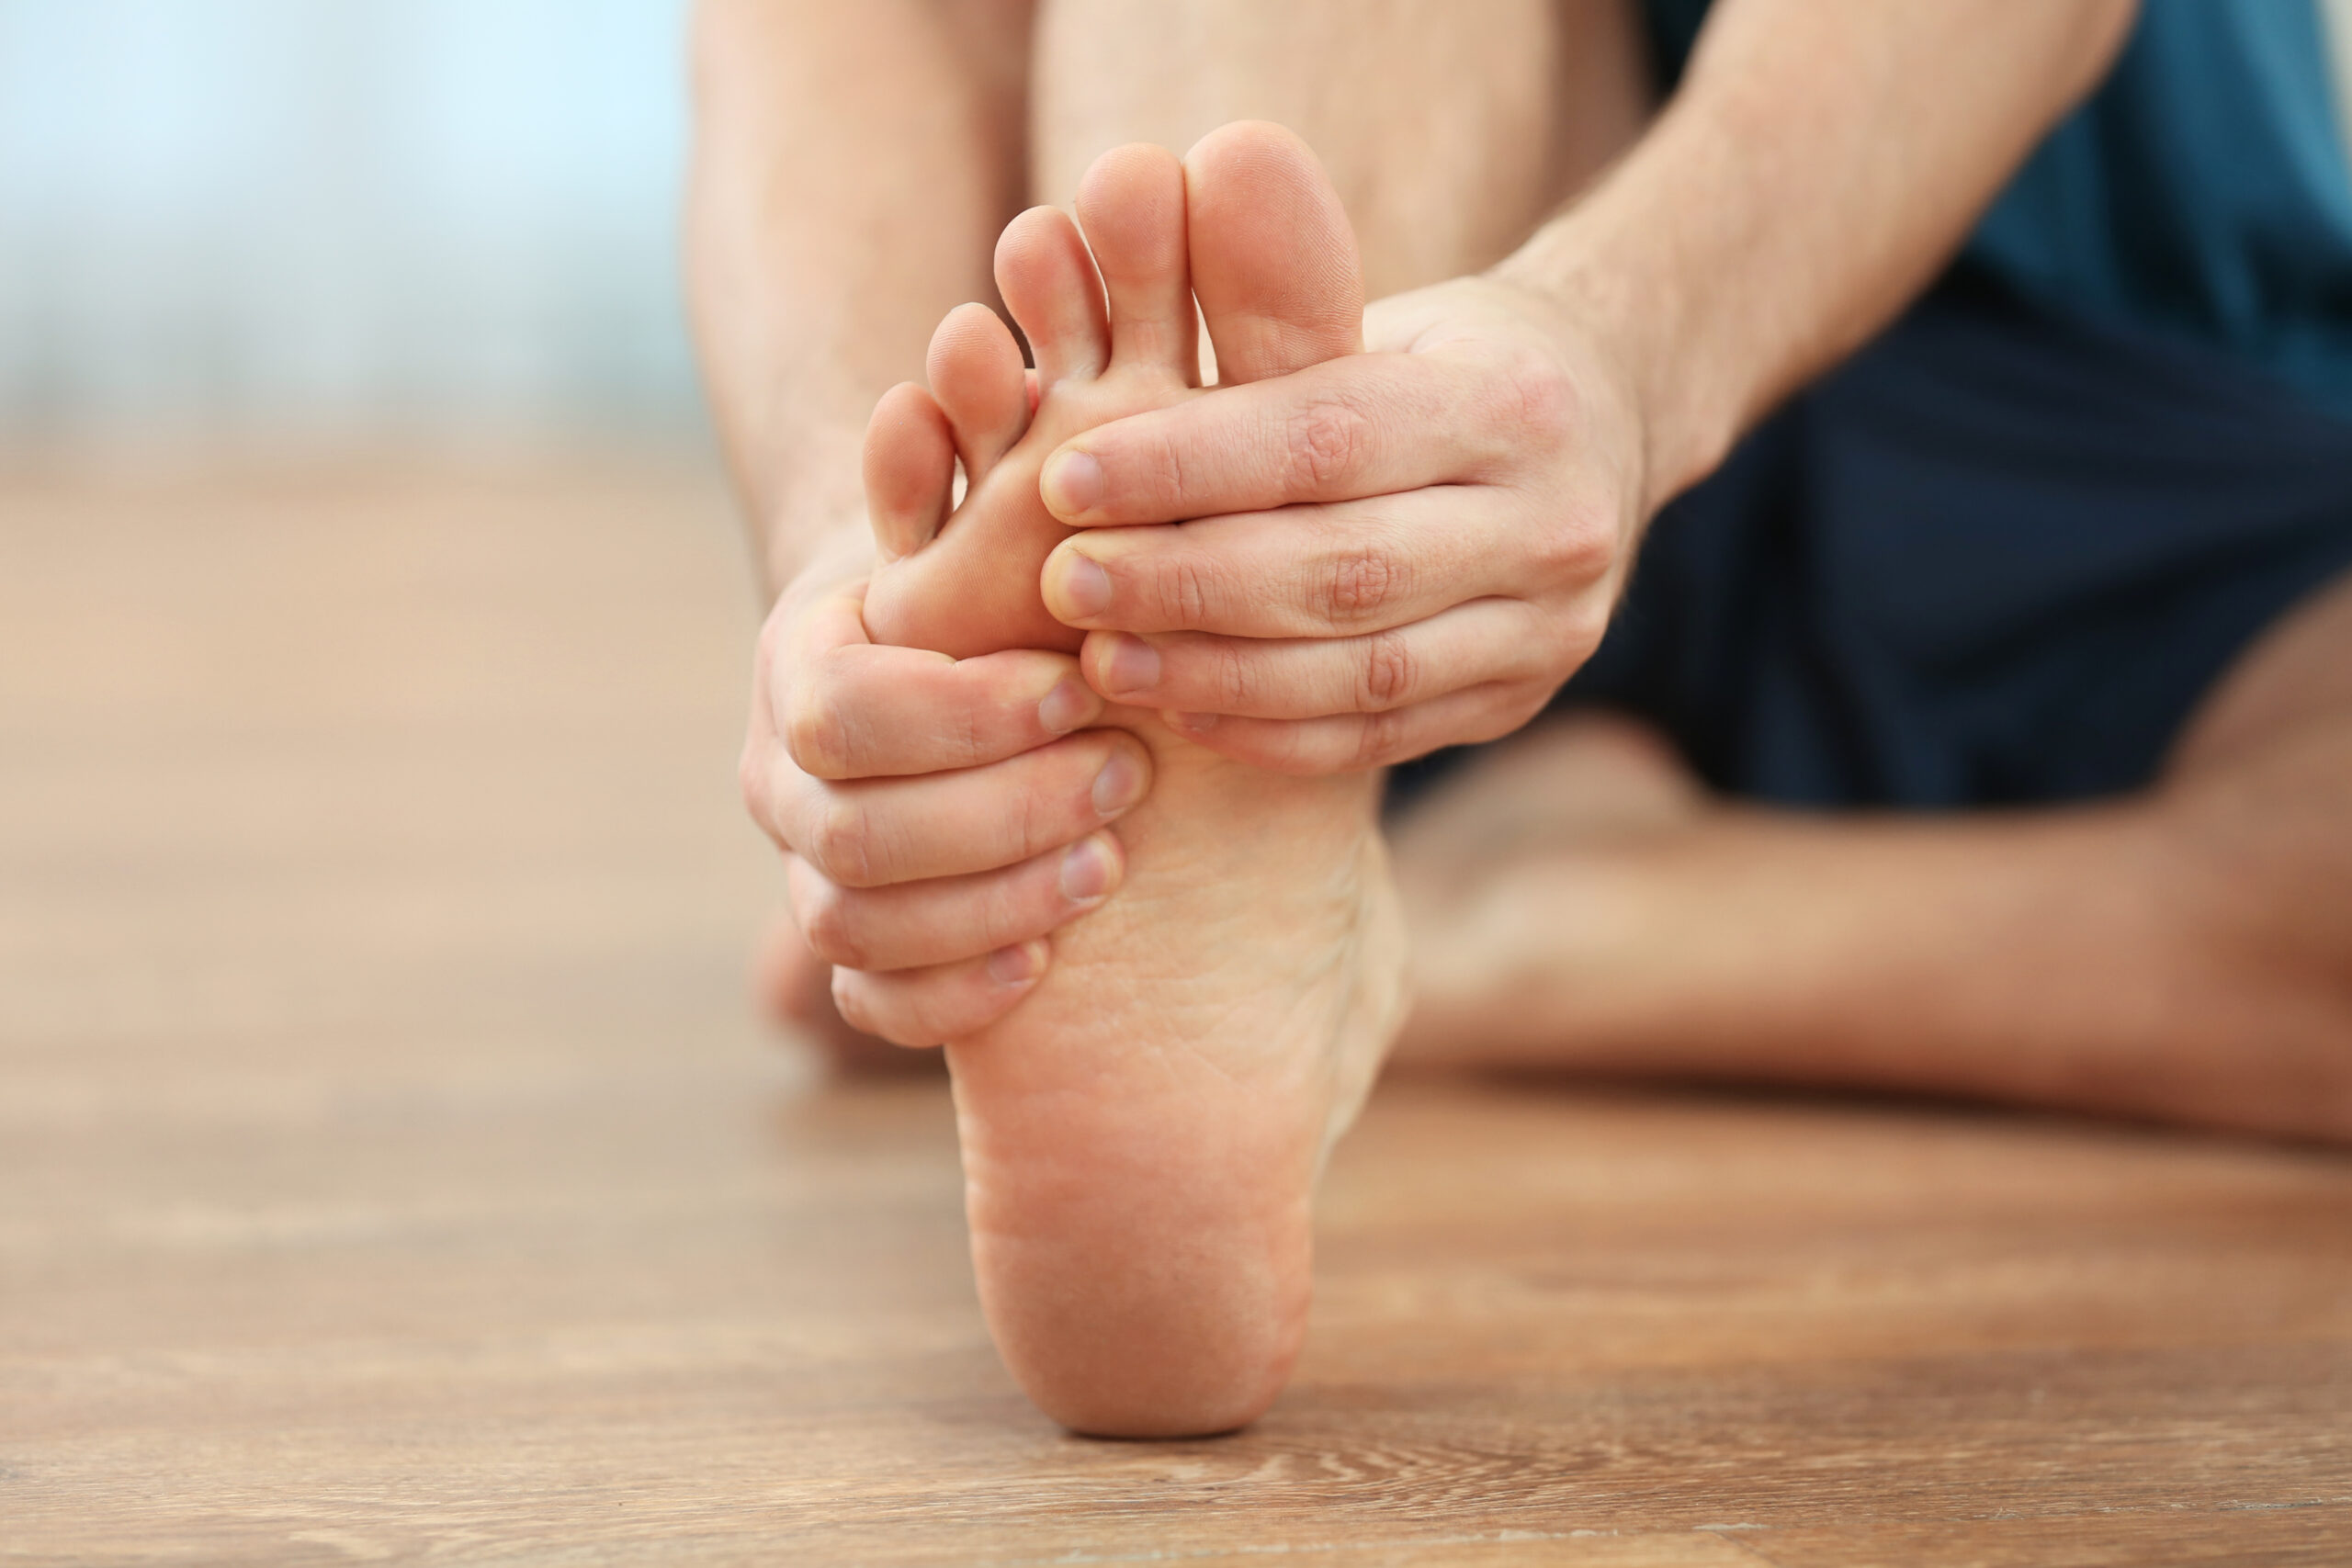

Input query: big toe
[1183,121,1363,386]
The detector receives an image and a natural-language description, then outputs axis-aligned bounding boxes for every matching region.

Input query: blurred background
[0,0,782,1080]
[0,0,703,453]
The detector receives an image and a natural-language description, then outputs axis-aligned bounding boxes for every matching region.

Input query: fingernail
[1168,711,1219,734]
[987,942,1043,986]
[1041,448,1103,517]
[1091,748,1146,816]
[1037,677,1094,735]
[1096,634,1160,698]
[1047,550,1113,622]
[1058,836,1114,903]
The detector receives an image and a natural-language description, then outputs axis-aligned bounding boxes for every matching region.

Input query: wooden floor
[4,457,2348,1567]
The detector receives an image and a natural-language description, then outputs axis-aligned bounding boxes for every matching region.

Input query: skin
[697,0,2352,1141]
[854,127,1406,1438]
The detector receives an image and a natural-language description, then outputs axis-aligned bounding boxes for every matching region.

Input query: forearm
[1497,0,2136,513]
[687,0,1032,596]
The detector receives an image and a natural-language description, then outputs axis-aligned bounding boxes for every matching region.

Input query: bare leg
[1032,0,1651,298]
[773,0,1655,1056]
[1398,568,2352,1143]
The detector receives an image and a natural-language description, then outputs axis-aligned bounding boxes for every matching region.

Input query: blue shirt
[1644,0,2352,418]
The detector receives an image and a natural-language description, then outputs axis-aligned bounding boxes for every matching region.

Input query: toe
[1183,121,1363,385]
[995,205,1111,392]
[1074,143,1197,383]
[926,302,1030,485]
[862,381,956,563]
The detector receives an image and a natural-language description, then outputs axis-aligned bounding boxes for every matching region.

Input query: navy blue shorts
[1396,269,2352,812]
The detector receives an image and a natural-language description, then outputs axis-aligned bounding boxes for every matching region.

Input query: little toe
[1183,121,1363,385]
[995,205,1111,393]
[1074,142,1197,383]
[927,302,1030,484]
[862,381,956,563]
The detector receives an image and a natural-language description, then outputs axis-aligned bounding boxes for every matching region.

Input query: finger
[831,941,1049,1048]
[1040,484,1553,637]
[790,829,1124,972]
[742,574,870,834]
[785,642,1104,780]
[771,728,1151,889]
[1037,352,1517,525]
[1080,599,1564,719]
[863,382,956,563]
[1165,681,1556,775]
[753,574,872,758]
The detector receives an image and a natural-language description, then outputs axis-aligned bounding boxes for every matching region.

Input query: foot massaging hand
[1026,267,1653,774]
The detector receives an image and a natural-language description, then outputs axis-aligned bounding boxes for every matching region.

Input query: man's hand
[1029,274,1648,773]
[741,541,1151,1046]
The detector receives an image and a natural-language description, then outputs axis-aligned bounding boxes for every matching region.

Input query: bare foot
[858,125,1406,1437]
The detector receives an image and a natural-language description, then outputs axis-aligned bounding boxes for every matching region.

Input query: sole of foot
[859,124,1407,1438]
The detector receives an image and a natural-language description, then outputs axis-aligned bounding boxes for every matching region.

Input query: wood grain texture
[3,459,2347,1567]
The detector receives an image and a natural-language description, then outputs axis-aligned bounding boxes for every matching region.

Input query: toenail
[987,942,1043,986]
[1097,635,1160,697]
[1037,677,1094,735]
[1049,551,1113,622]
[1168,711,1219,734]
[1041,448,1103,517]
[1091,748,1146,817]
[1058,836,1114,903]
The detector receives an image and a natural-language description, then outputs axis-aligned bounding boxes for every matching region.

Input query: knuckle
[754,604,792,676]
[1496,346,1577,453]
[830,970,877,1035]
[1150,555,1217,629]
[782,682,854,778]
[1359,629,1417,710]
[1283,394,1376,493]
[738,743,774,832]
[1323,546,1405,627]
[803,795,878,887]
[1533,500,1617,584]
[797,884,869,970]
[1205,637,1259,710]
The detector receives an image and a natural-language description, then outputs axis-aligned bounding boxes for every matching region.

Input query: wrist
[1493,224,1743,522]
[1488,112,1764,520]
